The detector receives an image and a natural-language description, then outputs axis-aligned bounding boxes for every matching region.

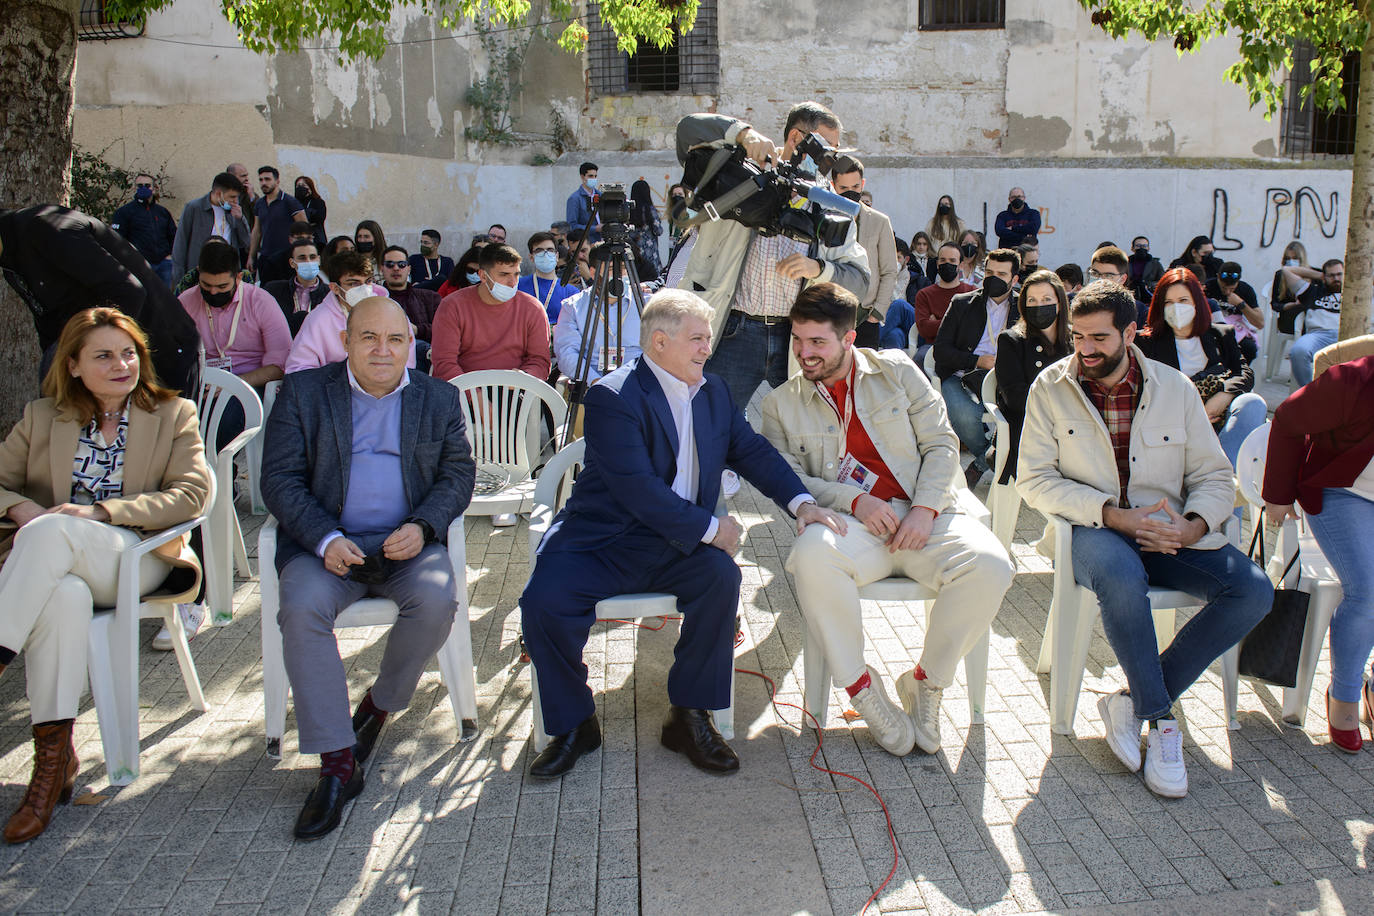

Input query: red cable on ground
[734,665,899,916]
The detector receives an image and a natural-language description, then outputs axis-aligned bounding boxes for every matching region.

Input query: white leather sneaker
[152,602,205,651]
[896,666,943,754]
[1097,690,1143,772]
[850,666,915,756]
[1143,719,1188,798]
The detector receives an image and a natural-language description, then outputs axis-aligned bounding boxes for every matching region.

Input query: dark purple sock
[320,747,354,782]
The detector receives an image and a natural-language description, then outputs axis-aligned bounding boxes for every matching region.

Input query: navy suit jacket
[547,357,808,556]
[260,362,476,572]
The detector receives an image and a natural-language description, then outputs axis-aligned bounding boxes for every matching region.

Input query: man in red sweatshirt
[430,243,551,381]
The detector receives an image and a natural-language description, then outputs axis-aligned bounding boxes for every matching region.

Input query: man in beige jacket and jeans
[1017,280,1271,799]
[762,283,1013,756]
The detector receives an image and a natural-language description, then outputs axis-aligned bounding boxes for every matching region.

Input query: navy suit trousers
[520,535,742,736]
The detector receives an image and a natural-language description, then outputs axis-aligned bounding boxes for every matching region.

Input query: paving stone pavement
[2,384,1373,914]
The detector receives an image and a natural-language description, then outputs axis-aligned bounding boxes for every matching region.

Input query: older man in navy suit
[261,296,474,839]
[521,289,846,778]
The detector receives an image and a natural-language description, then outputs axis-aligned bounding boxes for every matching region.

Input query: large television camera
[593,181,632,246]
[675,132,860,248]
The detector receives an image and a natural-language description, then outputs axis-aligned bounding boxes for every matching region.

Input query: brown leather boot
[4,720,78,844]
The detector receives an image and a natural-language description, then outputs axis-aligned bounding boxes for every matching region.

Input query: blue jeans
[704,311,791,414]
[1216,392,1269,467]
[153,259,175,287]
[1071,526,1273,720]
[940,375,990,473]
[1291,328,1338,387]
[1304,488,1374,704]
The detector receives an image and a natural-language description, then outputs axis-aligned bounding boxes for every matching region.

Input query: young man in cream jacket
[762,283,1012,757]
[1017,280,1271,798]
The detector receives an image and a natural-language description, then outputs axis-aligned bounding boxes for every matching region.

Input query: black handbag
[1236,513,1310,688]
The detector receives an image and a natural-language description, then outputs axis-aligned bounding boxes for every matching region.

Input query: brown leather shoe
[660,706,739,773]
[4,720,78,844]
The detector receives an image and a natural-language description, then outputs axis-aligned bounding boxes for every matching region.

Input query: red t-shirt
[430,285,551,381]
[913,282,974,343]
[824,369,907,506]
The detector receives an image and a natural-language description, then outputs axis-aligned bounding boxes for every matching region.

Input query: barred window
[78,0,145,40]
[919,0,1005,30]
[587,1,719,96]
[1281,41,1359,159]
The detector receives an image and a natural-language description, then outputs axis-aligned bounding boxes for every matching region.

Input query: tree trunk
[0,0,80,427]
[1341,28,1374,341]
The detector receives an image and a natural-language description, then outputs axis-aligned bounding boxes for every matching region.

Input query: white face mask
[343,284,373,309]
[1285,258,1300,267]
[486,276,517,303]
[1164,302,1196,332]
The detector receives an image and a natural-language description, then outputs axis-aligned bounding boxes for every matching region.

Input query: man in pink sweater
[430,244,550,381]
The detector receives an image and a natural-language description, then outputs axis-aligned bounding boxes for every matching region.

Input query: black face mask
[201,284,235,308]
[1010,198,1025,211]
[983,276,1010,300]
[936,203,952,215]
[936,262,960,283]
[1019,265,1037,281]
[1130,247,1150,259]
[839,189,863,203]
[295,186,310,199]
[960,242,979,260]
[1024,304,1058,330]
[355,241,375,253]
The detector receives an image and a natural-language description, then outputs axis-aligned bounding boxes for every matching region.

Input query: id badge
[837,453,877,493]
[206,355,232,373]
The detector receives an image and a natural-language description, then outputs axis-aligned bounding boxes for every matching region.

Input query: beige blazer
[0,396,212,573]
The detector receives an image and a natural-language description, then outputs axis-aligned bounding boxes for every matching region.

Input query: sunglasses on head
[1219,272,1240,281]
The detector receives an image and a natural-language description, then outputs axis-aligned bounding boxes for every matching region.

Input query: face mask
[134,186,153,201]
[839,189,863,203]
[1131,247,1149,258]
[1164,302,1196,331]
[798,155,819,175]
[1285,258,1300,267]
[355,240,374,253]
[201,284,235,308]
[220,200,234,212]
[937,203,951,215]
[533,251,558,274]
[936,262,961,283]
[1024,304,1058,330]
[486,276,518,303]
[961,243,979,260]
[1010,198,1025,211]
[983,276,1010,300]
[585,177,598,191]
[295,261,321,281]
[465,271,481,285]
[343,284,373,309]
[295,186,310,199]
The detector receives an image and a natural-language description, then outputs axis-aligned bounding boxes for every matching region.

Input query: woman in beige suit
[0,307,211,843]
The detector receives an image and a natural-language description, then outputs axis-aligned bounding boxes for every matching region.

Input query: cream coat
[0,396,212,572]
[1016,345,1234,552]
[760,347,960,514]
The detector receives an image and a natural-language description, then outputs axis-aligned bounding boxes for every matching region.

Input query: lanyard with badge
[204,291,244,373]
[813,358,879,494]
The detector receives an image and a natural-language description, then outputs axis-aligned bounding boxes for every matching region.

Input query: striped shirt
[1077,351,1142,499]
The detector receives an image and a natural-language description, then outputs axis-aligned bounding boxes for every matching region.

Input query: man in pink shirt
[285,249,417,373]
[430,244,551,381]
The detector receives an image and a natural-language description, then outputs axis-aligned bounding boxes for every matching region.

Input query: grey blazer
[171,193,251,280]
[260,362,476,572]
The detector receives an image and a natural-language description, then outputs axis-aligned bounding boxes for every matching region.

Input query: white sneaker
[896,666,943,754]
[1143,719,1188,798]
[492,513,518,527]
[1097,690,1143,772]
[850,666,915,756]
[152,603,205,651]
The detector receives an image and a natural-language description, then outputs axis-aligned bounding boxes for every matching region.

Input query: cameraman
[1204,261,1263,363]
[674,102,871,412]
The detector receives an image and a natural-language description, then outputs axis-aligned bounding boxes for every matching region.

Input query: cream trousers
[786,503,1013,690]
[0,514,169,722]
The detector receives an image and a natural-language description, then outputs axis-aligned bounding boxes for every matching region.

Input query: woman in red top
[435,244,484,300]
[1264,353,1374,753]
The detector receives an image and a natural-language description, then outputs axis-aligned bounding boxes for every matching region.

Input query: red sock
[320,747,354,782]
[845,671,872,698]
[357,691,388,725]
[912,665,928,682]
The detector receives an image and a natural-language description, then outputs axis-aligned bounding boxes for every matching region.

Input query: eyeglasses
[532,247,557,255]
[1087,269,1121,280]
[382,260,408,269]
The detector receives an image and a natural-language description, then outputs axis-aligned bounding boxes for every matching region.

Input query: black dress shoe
[294,767,364,840]
[529,715,602,778]
[352,705,385,764]
[660,706,739,774]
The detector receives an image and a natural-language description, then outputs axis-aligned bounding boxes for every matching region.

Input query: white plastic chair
[980,371,1021,549]
[450,370,568,527]
[923,347,937,380]
[257,516,479,758]
[244,379,281,516]
[1035,512,1244,734]
[908,324,922,361]
[802,487,994,728]
[87,477,215,785]
[196,369,263,624]
[1234,421,1344,726]
[524,439,735,751]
